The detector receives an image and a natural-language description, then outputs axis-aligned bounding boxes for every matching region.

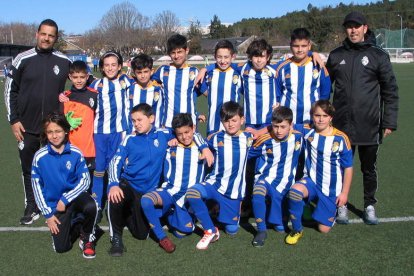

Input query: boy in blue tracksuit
[32,112,100,259]
[107,103,209,257]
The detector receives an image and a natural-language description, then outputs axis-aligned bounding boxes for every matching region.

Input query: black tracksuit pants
[352,145,379,208]
[52,192,98,253]
[108,180,150,240]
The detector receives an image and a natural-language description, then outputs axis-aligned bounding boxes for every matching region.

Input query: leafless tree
[98,1,149,56]
[0,22,36,45]
[152,10,180,53]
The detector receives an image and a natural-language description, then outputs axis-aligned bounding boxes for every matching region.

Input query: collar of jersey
[215,64,232,72]
[177,141,196,148]
[47,142,71,155]
[169,63,190,69]
[269,130,292,142]
[291,56,312,66]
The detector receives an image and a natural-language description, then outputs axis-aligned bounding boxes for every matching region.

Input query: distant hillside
[226,0,414,51]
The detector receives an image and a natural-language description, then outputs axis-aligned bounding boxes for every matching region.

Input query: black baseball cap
[343,11,367,26]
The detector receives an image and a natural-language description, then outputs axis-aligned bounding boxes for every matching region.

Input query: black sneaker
[252,231,267,247]
[109,235,126,257]
[20,206,40,225]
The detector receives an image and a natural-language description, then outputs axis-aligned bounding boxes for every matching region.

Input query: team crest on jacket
[89,98,95,108]
[53,65,60,75]
[154,139,159,147]
[120,80,126,89]
[66,161,72,170]
[312,69,319,79]
[361,56,369,66]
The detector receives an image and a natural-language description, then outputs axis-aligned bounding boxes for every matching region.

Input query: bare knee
[318,224,331,233]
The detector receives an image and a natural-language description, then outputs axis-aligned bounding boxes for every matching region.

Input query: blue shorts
[94,132,123,171]
[195,183,241,226]
[254,181,287,226]
[157,190,194,234]
[298,177,337,227]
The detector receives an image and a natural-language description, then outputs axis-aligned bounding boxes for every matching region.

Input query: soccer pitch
[0,64,413,275]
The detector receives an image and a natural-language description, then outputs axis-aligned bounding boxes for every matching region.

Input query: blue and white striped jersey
[236,62,277,127]
[249,130,303,193]
[161,141,205,207]
[152,65,200,128]
[276,58,331,124]
[90,74,132,134]
[128,80,164,129]
[205,130,253,200]
[200,65,242,135]
[32,143,90,219]
[298,125,353,197]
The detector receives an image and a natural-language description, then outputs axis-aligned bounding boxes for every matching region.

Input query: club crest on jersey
[307,136,314,143]
[361,56,369,66]
[295,141,301,151]
[266,148,273,154]
[247,137,254,147]
[243,70,249,76]
[154,92,160,102]
[232,75,239,84]
[218,141,224,147]
[312,69,319,79]
[120,80,127,89]
[285,73,291,79]
[53,65,60,75]
[163,72,169,77]
[89,98,95,107]
[189,71,196,81]
[154,139,159,147]
[66,161,72,170]
[331,141,339,152]
[170,151,176,158]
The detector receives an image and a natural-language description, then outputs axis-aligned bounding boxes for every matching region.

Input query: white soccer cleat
[196,227,220,250]
[336,205,349,225]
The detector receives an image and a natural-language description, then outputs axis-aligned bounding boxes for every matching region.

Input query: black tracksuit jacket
[5,47,70,135]
[326,34,399,145]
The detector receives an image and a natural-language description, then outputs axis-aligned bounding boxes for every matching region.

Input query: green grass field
[0,64,413,275]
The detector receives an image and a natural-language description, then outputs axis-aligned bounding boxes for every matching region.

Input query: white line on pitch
[1,216,414,232]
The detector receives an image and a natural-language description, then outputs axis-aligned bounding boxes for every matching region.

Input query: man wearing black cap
[326,11,399,225]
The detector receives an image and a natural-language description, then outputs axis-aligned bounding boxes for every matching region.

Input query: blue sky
[2,0,376,34]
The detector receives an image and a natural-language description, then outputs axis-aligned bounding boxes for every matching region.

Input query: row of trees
[1,0,413,56]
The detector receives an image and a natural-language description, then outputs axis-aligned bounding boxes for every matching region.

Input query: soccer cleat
[252,231,267,247]
[285,231,303,245]
[82,241,96,259]
[336,205,349,225]
[20,206,40,225]
[196,227,220,250]
[109,235,126,257]
[159,237,176,253]
[363,205,379,225]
